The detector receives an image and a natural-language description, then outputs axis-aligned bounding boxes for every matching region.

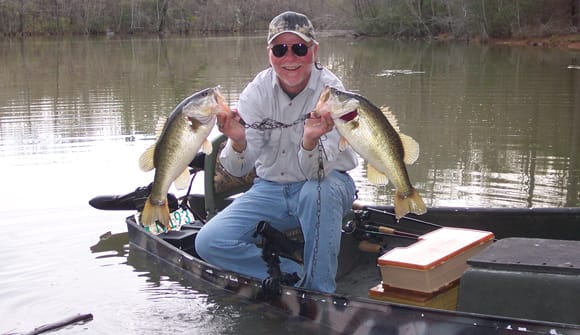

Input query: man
[195,11,358,293]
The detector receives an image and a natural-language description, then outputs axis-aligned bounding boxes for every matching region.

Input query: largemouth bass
[318,86,427,219]
[139,86,228,231]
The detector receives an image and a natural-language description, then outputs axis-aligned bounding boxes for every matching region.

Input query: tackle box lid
[378,227,494,270]
[467,237,580,275]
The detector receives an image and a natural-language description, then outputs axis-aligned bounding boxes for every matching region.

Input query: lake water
[0,35,579,334]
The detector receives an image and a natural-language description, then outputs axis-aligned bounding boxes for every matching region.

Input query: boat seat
[203,135,256,219]
[202,135,304,242]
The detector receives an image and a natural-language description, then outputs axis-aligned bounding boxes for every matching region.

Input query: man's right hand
[217,108,247,152]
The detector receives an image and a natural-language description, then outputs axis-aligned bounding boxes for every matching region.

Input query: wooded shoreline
[2,0,578,45]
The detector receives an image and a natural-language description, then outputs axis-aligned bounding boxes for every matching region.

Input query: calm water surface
[0,36,579,334]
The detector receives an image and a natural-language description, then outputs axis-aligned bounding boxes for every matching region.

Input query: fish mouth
[318,86,360,122]
[212,86,230,114]
[319,86,331,103]
[183,86,227,124]
[335,97,360,122]
[313,86,333,117]
[211,86,223,103]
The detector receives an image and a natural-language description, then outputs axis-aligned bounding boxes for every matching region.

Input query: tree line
[0,0,578,39]
[352,0,579,39]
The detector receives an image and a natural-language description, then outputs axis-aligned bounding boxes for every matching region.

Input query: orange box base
[377,227,494,293]
[369,280,459,310]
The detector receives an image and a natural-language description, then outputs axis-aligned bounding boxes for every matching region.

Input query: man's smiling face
[269,32,318,96]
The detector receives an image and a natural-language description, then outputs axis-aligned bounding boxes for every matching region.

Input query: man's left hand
[302,106,334,150]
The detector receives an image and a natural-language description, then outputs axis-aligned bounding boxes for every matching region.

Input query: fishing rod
[343,211,420,239]
[352,202,443,229]
[362,224,420,239]
[356,230,418,254]
[358,240,384,254]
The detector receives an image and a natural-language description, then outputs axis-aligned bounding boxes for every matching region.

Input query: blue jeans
[195,170,356,293]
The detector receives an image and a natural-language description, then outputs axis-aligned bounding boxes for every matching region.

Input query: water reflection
[322,39,580,208]
[89,230,332,335]
[1,36,578,207]
[90,231,129,257]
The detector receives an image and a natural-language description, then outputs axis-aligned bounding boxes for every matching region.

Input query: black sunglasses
[270,43,310,58]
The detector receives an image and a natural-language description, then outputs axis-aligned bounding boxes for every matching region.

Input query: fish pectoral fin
[174,168,191,190]
[338,137,349,152]
[400,133,420,165]
[367,164,389,185]
[138,144,156,171]
[201,139,213,155]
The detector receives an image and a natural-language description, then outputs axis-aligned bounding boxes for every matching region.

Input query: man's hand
[217,108,247,152]
[302,104,334,151]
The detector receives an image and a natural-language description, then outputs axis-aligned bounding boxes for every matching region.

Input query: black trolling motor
[88,152,206,213]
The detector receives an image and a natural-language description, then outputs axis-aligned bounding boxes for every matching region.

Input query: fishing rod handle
[358,240,383,253]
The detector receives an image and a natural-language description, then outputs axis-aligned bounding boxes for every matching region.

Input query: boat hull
[126,214,580,334]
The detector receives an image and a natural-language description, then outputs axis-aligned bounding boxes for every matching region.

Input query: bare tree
[480,0,489,40]
[352,0,379,19]
[404,0,431,36]
[158,0,170,33]
[573,0,580,27]
[19,0,26,34]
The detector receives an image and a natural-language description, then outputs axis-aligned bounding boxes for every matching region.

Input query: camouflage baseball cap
[267,11,317,44]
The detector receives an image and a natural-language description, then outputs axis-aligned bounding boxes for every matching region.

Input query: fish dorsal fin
[367,164,389,185]
[380,106,420,165]
[400,133,420,165]
[174,168,191,190]
[139,115,166,171]
[381,106,400,132]
[338,136,349,152]
[201,139,213,155]
[138,144,156,171]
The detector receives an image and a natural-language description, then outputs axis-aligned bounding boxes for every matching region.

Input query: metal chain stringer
[310,138,325,284]
[242,114,310,130]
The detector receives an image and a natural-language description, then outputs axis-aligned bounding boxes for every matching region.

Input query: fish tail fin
[394,188,427,219]
[141,196,171,232]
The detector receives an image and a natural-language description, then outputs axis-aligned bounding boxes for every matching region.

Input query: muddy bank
[485,33,580,50]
